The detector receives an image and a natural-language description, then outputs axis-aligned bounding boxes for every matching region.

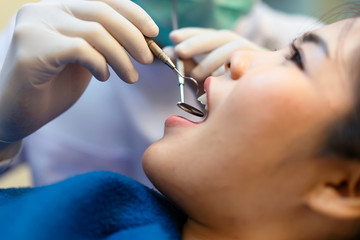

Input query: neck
[181,216,307,240]
[181,218,242,240]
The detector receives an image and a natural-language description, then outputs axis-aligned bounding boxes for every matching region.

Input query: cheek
[209,71,327,158]
[232,71,320,127]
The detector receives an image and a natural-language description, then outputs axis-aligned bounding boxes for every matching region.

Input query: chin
[142,143,183,208]
[142,139,181,196]
[142,139,166,187]
[142,141,156,174]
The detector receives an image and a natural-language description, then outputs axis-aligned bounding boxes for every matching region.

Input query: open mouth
[197,93,208,111]
[166,93,208,127]
[197,77,211,114]
[165,77,211,127]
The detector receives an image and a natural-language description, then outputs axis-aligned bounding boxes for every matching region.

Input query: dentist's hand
[169,28,266,81]
[0,0,158,145]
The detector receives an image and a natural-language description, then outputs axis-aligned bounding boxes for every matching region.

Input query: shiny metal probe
[175,58,204,117]
[144,37,199,86]
[176,59,185,103]
[171,0,204,117]
[144,1,205,117]
[145,36,204,117]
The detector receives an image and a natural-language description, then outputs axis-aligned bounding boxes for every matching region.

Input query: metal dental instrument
[172,0,204,117]
[174,56,204,117]
[144,37,204,117]
[144,37,194,82]
[145,37,191,80]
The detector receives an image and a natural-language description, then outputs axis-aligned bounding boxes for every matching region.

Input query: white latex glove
[169,27,266,81]
[0,0,159,145]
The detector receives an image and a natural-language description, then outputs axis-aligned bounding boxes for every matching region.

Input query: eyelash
[286,43,304,70]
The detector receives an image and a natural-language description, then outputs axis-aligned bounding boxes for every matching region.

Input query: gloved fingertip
[93,73,106,82]
[169,30,176,37]
[174,45,180,53]
[169,30,181,43]
[141,53,154,65]
[128,76,138,84]
[144,20,159,38]
[97,69,111,82]
[174,45,188,58]
[103,71,111,82]
[125,71,139,84]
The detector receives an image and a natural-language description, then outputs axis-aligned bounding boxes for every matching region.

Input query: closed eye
[286,42,304,70]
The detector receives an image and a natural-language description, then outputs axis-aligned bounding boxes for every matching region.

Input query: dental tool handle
[145,37,182,75]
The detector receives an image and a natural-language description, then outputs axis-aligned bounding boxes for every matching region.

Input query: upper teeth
[197,93,208,111]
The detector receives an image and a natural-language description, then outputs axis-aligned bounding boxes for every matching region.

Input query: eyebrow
[300,33,329,57]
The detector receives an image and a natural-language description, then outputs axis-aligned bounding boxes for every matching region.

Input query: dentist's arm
[0,0,158,160]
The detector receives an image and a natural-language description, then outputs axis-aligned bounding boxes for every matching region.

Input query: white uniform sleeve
[0,16,22,166]
[0,15,16,69]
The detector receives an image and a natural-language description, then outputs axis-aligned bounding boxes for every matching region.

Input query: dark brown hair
[322,2,360,159]
[321,4,360,238]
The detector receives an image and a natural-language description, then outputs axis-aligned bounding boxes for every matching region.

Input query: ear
[306,162,360,219]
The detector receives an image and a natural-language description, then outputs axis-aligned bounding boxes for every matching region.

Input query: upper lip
[203,77,211,115]
[203,77,210,93]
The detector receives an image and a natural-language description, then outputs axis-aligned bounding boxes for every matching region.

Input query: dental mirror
[177,102,204,117]
[171,0,205,118]
[175,60,205,117]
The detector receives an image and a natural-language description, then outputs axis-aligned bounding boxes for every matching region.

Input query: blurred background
[264,0,359,18]
[0,0,39,30]
[263,0,360,23]
[0,0,358,187]
[0,0,360,31]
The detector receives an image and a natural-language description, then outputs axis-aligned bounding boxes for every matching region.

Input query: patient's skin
[143,18,360,240]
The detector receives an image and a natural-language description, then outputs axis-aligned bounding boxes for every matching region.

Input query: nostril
[225,61,231,70]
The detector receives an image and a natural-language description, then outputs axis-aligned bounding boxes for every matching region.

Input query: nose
[225,50,260,80]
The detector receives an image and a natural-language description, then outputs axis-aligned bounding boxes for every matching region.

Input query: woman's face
[143,18,360,223]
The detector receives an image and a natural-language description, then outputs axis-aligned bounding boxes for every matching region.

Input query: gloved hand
[169,27,266,81]
[0,0,158,146]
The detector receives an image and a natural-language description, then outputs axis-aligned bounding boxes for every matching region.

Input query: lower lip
[165,115,198,128]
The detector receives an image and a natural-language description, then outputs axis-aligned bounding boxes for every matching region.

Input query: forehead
[340,18,360,94]
[315,18,360,90]
[315,18,360,57]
